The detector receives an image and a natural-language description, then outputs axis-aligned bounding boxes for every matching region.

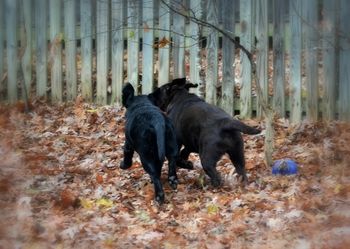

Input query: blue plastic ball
[272,159,298,175]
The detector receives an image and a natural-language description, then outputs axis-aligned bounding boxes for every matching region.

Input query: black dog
[121,83,178,204]
[151,78,261,187]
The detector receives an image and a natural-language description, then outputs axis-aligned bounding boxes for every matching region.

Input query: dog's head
[149,78,198,110]
[122,83,135,108]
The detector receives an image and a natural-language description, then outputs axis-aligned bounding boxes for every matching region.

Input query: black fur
[151,78,261,186]
[121,83,178,204]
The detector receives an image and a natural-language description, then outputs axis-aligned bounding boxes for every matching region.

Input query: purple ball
[272,159,298,175]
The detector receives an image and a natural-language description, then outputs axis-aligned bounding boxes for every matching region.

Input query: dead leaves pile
[0,100,349,249]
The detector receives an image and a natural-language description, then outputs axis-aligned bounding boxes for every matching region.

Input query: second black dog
[151,78,261,187]
[121,83,178,204]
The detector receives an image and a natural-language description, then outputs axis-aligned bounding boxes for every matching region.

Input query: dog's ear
[171,78,186,86]
[122,83,135,107]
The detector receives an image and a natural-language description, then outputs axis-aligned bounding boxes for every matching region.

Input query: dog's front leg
[120,140,134,169]
[177,147,194,170]
[167,157,178,190]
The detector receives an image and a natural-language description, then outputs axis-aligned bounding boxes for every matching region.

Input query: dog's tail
[155,122,166,162]
[223,119,261,135]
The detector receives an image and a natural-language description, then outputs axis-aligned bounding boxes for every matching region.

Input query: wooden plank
[239,0,253,118]
[96,0,109,104]
[221,0,235,116]
[127,0,140,91]
[255,0,269,118]
[189,0,203,96]
[50,0,62,102]
[205,0,219,105]
[6,0,18,102]
[142,0,154,94]
[35,0,47,98]
[81,0,93,102]
[303,0,319,121]
[64,0,77,101]
[289,0,302,123]
[21,0,32,98]
[322,0,336,120]
[172,0,186,79]
[111,0,124,104]
[158,0,171,85]
[339,0,350,121]
[273,0,286,117]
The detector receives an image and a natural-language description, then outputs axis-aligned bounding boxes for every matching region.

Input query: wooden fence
[0,0,349,122]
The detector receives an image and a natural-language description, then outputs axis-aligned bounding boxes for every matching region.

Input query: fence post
[142,0,155,94]
[0,0,3,101]
[255,0,269,118]
[111,0,124,104]
[127,0,140,91]
[289,0,302,123]
[172,0,186,79]
[158,0,171,86]
[96,0,109,104]
[339,0,350,121]
[303,0,319,121]
[240,0,253,118]
[189,0,202,96]
[273,0,286,118]
[6,0,18,103]
[81,0,93,102]
[221,0,235,116]
[205,0,219,105]
[322,0,337,120]
[64,0,77,101]
[50,0,62,103]
[21,0,32,99]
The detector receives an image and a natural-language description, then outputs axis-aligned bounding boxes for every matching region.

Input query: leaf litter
[0,100,349,248]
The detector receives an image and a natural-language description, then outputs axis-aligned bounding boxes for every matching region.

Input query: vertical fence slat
[50,0,62,102]
[96,0,109,104]
[81,0,93,102]
[172,0,186,79]
[256,0,269,118]
[189,0,202,96]
[6,0,18,103]
[289,0,302,123]
[64,0,77,101]
[127,0,140,90]
[339,0,350,121]
[322,0,336,120]
[21,0,32,97]
[142,0,155,94]
[221,0,235,115]
[240,0,253,118]
[205,0,219,105]
[273,0,285,117]
[304,0,319,121]
[0,0,4,100]
[35,0,47,98]
[111,0,124,104]
[158,0,171,85]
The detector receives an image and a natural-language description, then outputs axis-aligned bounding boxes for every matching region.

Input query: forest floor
[0,99,349,249]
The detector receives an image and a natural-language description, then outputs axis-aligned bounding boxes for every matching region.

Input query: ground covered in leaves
[0,99,349,249]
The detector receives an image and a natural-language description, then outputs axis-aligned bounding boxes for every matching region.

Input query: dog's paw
[178,160,194,170]
[120,160,132,169]
[168,176,178,190]
[211,177,222,188]
[155,192,165,205]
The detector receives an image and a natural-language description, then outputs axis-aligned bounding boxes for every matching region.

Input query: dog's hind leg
[199,149,222,187]
[227,144,248,184]
[165,122,179,189]
[143,161,165,204]
[120,140,134,169]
